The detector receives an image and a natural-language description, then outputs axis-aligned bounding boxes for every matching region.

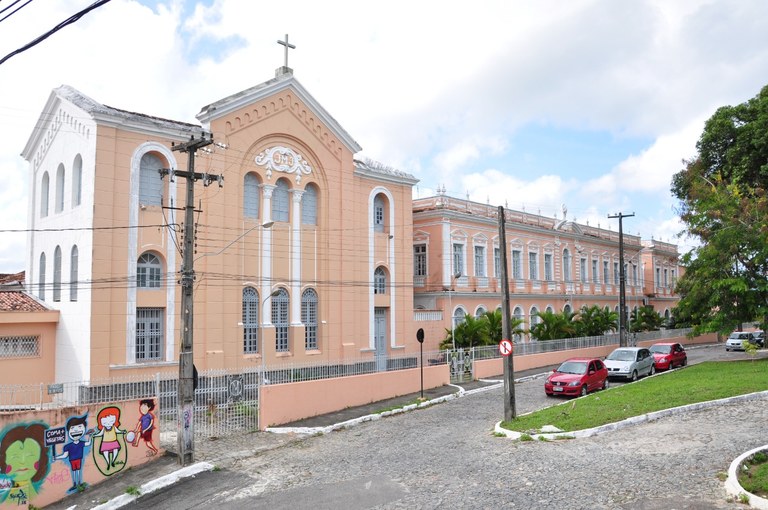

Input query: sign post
[416,328,425,399]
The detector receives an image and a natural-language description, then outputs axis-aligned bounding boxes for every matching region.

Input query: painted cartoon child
[91,406,127,471]
[54,414,92,493]
[0,423,50,505]
[131,399,159,456]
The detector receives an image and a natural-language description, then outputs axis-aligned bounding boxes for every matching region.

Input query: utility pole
[499,206,516,420]
[608,212,634,348]
[168,133,221,466]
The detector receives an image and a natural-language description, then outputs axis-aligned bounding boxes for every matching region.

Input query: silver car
[604,347,655,381]
[725,331,761,351]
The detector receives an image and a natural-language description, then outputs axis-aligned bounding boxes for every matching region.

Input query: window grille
[242,287,259,353]
[136,308,164,361]
[0,336,39,358]
[302,289,318,350]
[272,289,289,352]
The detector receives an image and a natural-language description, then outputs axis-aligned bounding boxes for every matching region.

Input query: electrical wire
[0,0,34,24]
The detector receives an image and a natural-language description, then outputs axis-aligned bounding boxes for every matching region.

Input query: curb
[88,462,214,510]
[725,445,768,509]
[494,389,768,440]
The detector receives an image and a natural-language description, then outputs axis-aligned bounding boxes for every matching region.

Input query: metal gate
[447,349,473,383]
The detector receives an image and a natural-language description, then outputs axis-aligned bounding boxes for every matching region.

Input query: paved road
[120,344,765,509]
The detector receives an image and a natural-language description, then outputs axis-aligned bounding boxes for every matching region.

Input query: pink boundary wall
[474,333,719,379]
[260,365,449,429]
[0,398,161,509]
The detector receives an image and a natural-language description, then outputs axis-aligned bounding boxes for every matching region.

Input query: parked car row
[544,342,688,397]
[725,330,764,351]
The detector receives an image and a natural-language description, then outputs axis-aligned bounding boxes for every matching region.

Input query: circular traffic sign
[499,339,513,356]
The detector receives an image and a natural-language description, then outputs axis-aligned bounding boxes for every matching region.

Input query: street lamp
[449,271,462,349]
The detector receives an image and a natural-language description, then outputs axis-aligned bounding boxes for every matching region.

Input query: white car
[604,347,655,381]
[725,331,761,351]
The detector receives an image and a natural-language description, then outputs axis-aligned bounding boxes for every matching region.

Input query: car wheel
[630,370,638,382]
[650,365,656,376]
[580,385,588,397]
[726,348,730,352]
[682,358,687,366]
[602,379,609,390]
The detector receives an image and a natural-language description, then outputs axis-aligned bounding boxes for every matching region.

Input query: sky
[1,0,767,274]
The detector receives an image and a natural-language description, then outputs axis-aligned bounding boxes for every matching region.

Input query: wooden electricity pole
[499,206,516,420]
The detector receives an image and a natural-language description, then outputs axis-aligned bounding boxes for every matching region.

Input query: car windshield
[556,361,587,375]
[606,350,635,361]
[650,345,671,354]
[729,333,749,340]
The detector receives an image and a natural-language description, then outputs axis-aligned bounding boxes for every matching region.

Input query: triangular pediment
[196,72,362,157]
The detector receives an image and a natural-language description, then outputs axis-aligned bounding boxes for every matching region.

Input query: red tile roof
[0,271,24,285]
[0,291,48,312]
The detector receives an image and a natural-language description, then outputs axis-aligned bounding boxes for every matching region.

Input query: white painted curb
[725,445,768,509]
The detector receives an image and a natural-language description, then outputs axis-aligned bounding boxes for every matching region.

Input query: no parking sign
[499,339,513,356]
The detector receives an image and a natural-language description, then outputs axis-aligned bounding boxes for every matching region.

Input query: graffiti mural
[0,398,161,508]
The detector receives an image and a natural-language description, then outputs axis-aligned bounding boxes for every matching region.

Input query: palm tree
[440,314,487,349]
[482,309,524,344]
[631,305,664,332]
[530,310,576,340]
[575,305,618,336]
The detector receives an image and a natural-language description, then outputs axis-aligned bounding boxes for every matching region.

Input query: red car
[649,342,687,370]
[544,357,608,397]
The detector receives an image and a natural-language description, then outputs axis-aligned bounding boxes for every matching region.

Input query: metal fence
[0,328,694,447]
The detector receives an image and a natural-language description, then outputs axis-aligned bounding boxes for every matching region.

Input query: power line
[0,0,35,24]
[0,0,113,66]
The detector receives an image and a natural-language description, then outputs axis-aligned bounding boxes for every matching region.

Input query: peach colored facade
[411,195,683,349]
[0,309,59,387]
[22,72,418,383]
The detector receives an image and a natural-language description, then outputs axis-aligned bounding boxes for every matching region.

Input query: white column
[290,189,304,325]
[261,184,275,325]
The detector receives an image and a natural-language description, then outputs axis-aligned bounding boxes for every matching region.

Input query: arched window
[72,154,82,207]
[70,245,78,301]
[545,305,554,314]
[272,288,290,352]
[513,306,524,342]
[475,306,486,318]
[38,252,46,300]
[373,267,387,294]
[40,172,49,217]
[243,173,260,219]
[563,303,572,315]
[302,183,318,225]
[302,288,318,350]
[139,152,164,206]
[53,246,62,302]
[453,307,466,329]
[530,306,540,329]
[242,287,259,353]
[563,248,571,282]
[373,195,385,232]
[272,178,290,222]
[55,163,65,213]
[137,252,162,288]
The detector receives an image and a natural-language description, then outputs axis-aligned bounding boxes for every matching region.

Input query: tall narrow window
[592,259,599,283]
[38,252,46,301]
[272,178,290,222]
[655,267,661,287]
[55,163,65,213]
[137,252,162,288]
[72,155,82,207]
[528,252,538,280]
[512,250,522,279]
[530,306,540,329]
[513,306,523,341]
[40,172,50,217]
[53,246,62,302]
[664,268,669,287]
[302,288,318,350]
[453,307,466,329]
[136,308,164,361]
[603,260,609,284]
[302,184,318,225]
[452,243,464,276]
[544,253,553,281]
[243,173,260,219]
[272,289,289,352]
[614,262,620,285]
[70,245,78,301]
[242,287,259,353]
[373,195,385,232]
[493,247,501,277]
[139,153,164,206]
[413,244,426,277]
[474,246,486,277]
[580,257,588,283]
[374,267,387,294]
[562,249,571,282]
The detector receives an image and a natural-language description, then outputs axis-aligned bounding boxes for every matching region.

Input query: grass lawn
[501,359,768,433]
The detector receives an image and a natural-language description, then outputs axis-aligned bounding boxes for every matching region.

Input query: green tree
[530,310,577,341]
[441,314,488,349]
[630,305,664,332]
[671,84,768,335]
[575,305,618,336]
